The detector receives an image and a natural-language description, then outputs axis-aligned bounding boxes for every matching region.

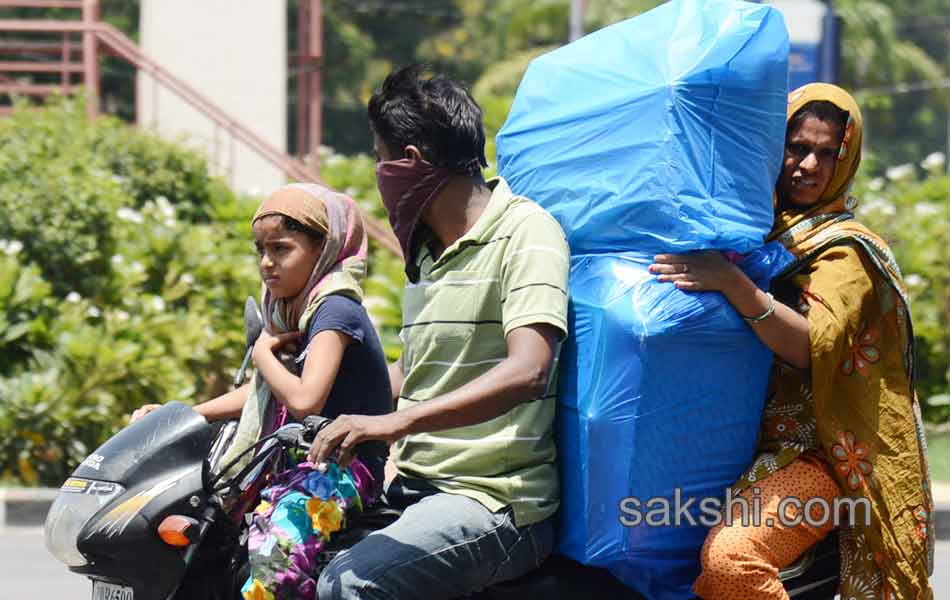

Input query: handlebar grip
[302,415,332,441]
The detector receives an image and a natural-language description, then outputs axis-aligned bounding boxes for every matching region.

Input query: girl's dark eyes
[255,243,290,254]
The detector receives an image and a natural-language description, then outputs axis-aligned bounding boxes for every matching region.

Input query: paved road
[3,528,948,598]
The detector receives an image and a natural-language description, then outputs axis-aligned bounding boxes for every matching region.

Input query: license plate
[92,581,134,600]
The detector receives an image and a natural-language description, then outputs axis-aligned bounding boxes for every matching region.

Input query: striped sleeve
[500,210,569,337]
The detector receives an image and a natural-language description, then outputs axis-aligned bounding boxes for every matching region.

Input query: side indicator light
[157,515,198,547]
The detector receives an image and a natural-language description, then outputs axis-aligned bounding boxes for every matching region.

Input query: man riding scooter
[309,65,570,600]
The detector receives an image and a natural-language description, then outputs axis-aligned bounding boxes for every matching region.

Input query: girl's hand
[649,251,743,292]
[252,329,302,363]
[129,404,161,423]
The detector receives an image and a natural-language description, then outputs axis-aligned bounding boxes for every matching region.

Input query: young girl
[651,84,932,599]
[132,183,392,600]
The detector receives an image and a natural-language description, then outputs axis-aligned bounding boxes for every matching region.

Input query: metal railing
[0,1,400,254]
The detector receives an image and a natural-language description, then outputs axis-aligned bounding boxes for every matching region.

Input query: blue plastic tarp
[497,0,789,255]
[495,1,793,597]
[557,245,792,599]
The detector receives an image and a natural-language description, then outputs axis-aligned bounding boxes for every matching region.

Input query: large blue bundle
[497,0,789,255]
[558,246,792,599]
[495,1,793,597]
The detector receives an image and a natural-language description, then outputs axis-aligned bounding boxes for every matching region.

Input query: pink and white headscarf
[253,183,368,334]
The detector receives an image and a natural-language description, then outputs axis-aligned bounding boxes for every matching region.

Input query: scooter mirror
[244,296,264,349]
[234,297,264,388]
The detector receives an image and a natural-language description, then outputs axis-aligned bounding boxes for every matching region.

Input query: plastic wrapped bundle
[495,1,794,596]
[496,0,789,255]
[556,246,792,599]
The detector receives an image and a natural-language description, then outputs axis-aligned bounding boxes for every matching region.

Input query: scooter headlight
[44,478,124,567]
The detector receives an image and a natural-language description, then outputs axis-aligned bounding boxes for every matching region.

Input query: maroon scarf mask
[375,157,455,267]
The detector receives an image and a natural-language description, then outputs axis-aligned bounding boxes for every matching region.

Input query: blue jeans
[316,477,555,599]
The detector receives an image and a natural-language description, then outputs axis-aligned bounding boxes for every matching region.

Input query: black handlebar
[302,415,332,440]
[210,415,339,493]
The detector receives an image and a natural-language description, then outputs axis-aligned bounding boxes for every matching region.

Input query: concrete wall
[138,0,287,195]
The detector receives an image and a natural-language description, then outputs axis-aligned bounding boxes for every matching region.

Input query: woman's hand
[649,251,743,292]
[653,251,812,369]
[129,404,161,423]
[252,329,302,364]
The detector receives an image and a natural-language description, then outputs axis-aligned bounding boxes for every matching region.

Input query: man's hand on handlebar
[307,413,407,469]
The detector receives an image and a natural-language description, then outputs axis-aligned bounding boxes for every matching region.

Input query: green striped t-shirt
[393,176,569,526]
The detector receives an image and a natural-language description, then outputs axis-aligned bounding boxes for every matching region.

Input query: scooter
[42,297,333,599]
[44,297,839,599]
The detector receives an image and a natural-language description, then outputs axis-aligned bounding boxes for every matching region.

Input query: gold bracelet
[742,292,775,323]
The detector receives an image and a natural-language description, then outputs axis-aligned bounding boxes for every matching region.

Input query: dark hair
[368,64,488,174]
[788,100,849,142]
[281,215,325,245]
[255,213,325,246]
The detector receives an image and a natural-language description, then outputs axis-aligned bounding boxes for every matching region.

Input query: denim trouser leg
[316,489,554,600]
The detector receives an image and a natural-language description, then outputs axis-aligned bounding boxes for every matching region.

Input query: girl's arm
[650,252,811,369]
[194,383,252,421]
[252,328,351,420]
[130,382,250,423]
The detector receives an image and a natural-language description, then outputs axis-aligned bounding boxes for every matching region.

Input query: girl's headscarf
[253,183,369,334]
[219,184,367,479]
[769,83,864,244]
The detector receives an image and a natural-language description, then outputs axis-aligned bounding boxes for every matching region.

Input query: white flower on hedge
[920,152,945,171]
[324,151,344,167]
[150,296,166,312]
[87,306,102,318]
[181,274,195,285]
[131,261,145,273]
[116,207,144,224]
[861,195,897,216]
[111,254,124,264]
[115,310,130,322]
[66,291,82,303]
[3,240,23,256]
[867,177,885,192]
[904,274,924,288]
[885,164,914,182]
[915,202,939,217]
[164,218,177,228]
[156,196,175,218]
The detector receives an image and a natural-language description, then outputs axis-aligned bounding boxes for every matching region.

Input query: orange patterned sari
[734,83,933,599]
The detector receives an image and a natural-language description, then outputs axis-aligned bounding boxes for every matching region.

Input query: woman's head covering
[770,83,864,242]
[253,183,368,333]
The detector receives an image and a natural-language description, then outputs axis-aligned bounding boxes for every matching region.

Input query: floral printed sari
[734,83,933,599]
[242,459,376,600]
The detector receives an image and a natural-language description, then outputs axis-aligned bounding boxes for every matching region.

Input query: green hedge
[0,100,259,485]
